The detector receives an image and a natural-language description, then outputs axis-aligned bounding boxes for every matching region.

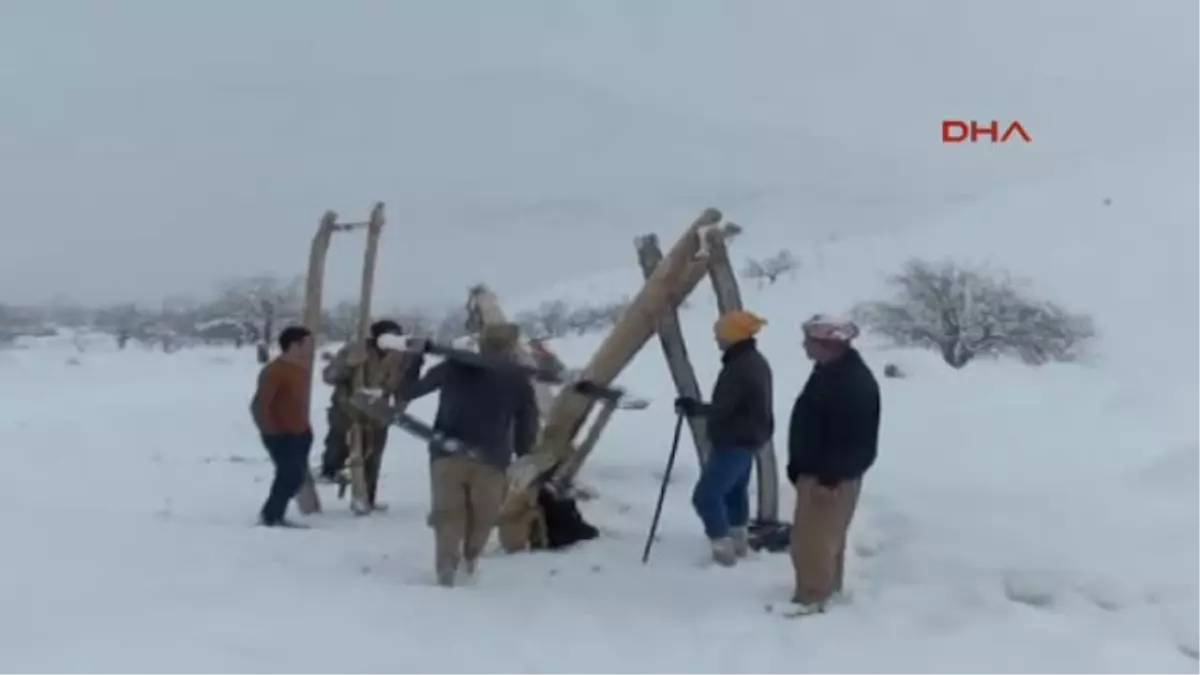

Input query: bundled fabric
[801,314,859,343]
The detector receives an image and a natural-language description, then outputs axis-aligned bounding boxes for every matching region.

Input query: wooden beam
[345,202,386,515]
[294,210,341,514]
[705,223,781,523]
[635,233,712,467]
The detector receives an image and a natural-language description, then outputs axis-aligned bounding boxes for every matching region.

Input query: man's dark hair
[278,325,312,352]
[370,319,403,340]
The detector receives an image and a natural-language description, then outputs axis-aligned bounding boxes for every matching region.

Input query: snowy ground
[2,151,1197,673]
[2,1,1195,670]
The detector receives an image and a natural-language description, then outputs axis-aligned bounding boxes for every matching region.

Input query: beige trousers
[429,456,507,580]
[790,477,863,605]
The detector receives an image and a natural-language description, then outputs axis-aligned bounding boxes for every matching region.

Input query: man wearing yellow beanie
[674,309,775,566]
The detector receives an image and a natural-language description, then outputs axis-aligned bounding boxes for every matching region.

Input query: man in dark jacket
[320,319,424,513]
[400,322,539,587]
[675,309,774,566]
[787,314,880,613]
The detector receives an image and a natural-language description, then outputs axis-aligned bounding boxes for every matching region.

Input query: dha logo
[942,120,1032,144]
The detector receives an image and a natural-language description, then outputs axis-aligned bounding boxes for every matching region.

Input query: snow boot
[730,527,750,557]
[710,537,737,567]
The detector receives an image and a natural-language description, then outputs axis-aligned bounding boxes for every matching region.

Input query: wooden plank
[705,222,780,523]
[294,211,340,514]
[346,202,386,515]
[635,233,712,467]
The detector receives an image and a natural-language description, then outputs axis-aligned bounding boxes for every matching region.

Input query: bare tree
[742,249,800,287]
[851,259,1094,369]
[513,299,572,339]
[434,306,472,342]
[323,300,361,342]
[94,303,146,349]
[212,274,303,363]
[390,307,438,337]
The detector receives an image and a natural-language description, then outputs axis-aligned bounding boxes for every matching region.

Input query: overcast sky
[1,0,1195,309]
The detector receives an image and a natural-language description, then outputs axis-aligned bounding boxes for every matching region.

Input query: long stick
[642,412,685,564]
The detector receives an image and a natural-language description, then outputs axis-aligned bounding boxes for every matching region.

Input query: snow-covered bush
[741,249,799,287]
[515,297,630,339]
[852,259,1094,369]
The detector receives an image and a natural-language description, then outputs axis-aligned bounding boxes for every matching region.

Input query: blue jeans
[692,447,754,540]
[261,431,313,524]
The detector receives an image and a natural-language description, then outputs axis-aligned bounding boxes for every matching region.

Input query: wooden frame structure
[480,207,781,524]
[636,222,780,522]
[293,203,386,515]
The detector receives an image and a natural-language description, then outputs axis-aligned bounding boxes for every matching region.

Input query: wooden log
[705,223,781,523]
[537,208,723,459]
[294,211,341,514]
[523,225,735,490]
[346,202,386,515]
[635,233,712,467]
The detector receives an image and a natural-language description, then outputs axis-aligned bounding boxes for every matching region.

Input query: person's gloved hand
[674,396,702,416]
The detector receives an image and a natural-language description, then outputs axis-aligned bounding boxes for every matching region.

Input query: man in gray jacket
[401,322,539,587]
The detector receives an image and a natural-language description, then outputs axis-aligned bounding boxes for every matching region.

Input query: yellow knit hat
[714,309,767,342]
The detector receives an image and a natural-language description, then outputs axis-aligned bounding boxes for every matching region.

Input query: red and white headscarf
[801,314,859,343]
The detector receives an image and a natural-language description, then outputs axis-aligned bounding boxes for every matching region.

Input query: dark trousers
[261,431,314,523]
[320,408,389,506]
[321,407,349,478]
[692,447,754,539]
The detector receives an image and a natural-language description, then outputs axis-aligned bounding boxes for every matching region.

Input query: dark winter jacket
[400,357,539,470]
[787,347,881,488]
[699,339,775,450]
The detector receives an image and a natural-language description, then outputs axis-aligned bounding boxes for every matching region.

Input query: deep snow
[1,150,1196,672]
[2,1,1195,670]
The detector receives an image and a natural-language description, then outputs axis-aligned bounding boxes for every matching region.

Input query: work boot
[436,566,457,588]
[710,537,737,567]
[730,527,750,557]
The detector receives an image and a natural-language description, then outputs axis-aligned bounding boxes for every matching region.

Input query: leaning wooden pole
[635,233,712,467]
[294,211,341,514]
[705,224,780,523]
[545,222,738,489]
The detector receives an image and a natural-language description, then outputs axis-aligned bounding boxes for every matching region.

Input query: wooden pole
[635,233,712,467]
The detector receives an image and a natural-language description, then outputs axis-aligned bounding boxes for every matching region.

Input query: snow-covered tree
[852,259,1094,368]
[323,300,361,342]
[211,274,303,363]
